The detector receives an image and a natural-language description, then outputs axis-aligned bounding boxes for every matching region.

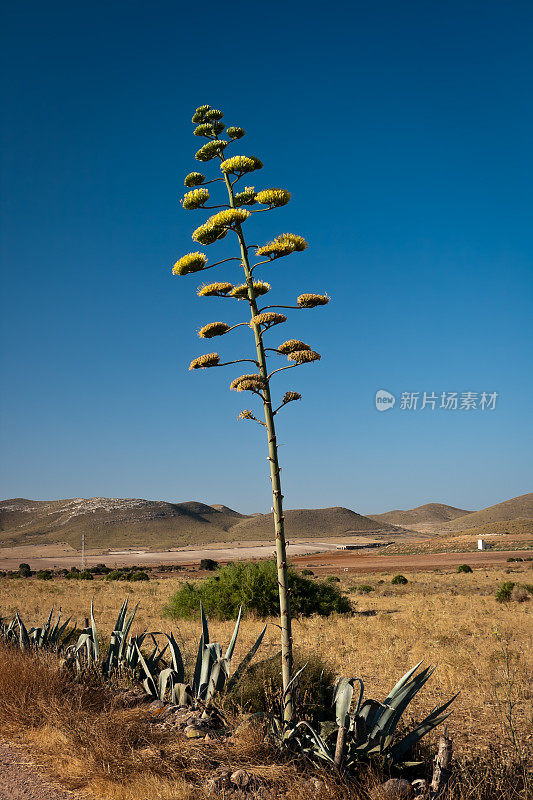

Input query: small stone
[184,725,204,739]
[231,769,251,789]
[372,778,414,800]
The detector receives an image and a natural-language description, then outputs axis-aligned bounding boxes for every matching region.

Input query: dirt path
[292,548,531,572]
[0,740,78,800]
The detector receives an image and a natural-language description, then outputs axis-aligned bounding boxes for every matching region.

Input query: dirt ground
[292,548,531,572]
[0,740,77,800]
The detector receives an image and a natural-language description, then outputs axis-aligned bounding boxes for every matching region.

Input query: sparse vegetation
[199,558,219,571]
[356,584,375,594]
[391,574,408,585]
[457,564,473,573]
[0,565,530,798]
[495,581,516,602]
[164,560,352,620]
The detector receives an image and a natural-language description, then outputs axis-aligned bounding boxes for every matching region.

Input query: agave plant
[1,608,75,652]
[136,604,266,706]
[172,104,331,721]
[271,662,456,772]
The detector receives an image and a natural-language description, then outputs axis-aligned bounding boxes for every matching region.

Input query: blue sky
[1,0,531,514]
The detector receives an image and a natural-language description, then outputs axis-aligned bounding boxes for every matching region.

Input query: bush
[356,584,375,594]
[105,570,122,581]
[511,586,529,602]
[495,581,515,602]
[226,647,336,715]
[200,558,219,571]
[79,570,93,580]
[18,564,31,578]
[326,575,340,583]
[89,563,110,574]
[457,564,473,573]
[36,570,53,580]
[391,574,408,585]
[164,559,353,620]
[301,568,314,576]
[129,571,149,581]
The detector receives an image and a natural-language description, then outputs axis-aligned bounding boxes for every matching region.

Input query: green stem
[222,171,294,723]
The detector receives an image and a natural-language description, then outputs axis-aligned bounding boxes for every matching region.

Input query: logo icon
[375,389,396,412]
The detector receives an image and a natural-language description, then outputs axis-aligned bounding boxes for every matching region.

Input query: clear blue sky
[1,0,531,514]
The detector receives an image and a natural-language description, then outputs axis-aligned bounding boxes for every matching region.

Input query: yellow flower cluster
[191,105,211,123]
[230,374,264,392]
[277,339,310,354]
[250,312,287,328]
[256,233,308,259]
[238,409,255,420]
[255,188,291,208]
[181,188,209,210]
[227,126,245,139]
[283,391,301,403]
[220,155,263,175]
[172,252,208,276]
[195,140,228,162]
[234,187,257,207]
[230,281,271,299]
[198,322,230,339]
[194,123,215,137]
[287,350,321,364]
[192,208,250,246]
[189,352,220,370]
[197,282,234,297]
[297,293,330,308]
[204,109,223,121]
[184,172,205,187]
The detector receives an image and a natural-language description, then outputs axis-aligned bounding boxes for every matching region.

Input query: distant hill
[230,506,395,540]
[368,502,471,528]
[439,493,533,532]
[0,497,395,550]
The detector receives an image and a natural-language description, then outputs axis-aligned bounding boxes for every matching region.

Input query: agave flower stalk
[172,105,329,723]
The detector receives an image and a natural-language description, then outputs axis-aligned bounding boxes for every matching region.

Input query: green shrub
[36,570,53,580]
[130,570,149,581]
[391,574,408,585]
[200,558,219,571]
[301,568,314,576]
[457,564,473,573]
[89,563,110,574]
[164,560,352,620]
[495,581,515,602]
[356,584,375,594]
[79,570,93,580]
[18,564,31,578]
[326,575,340,583]
[105,570,122,581]
[226,647,336,715]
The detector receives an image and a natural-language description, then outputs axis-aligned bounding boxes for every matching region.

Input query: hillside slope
[440,492,533,532]
[368,502,471,527]
[0,498,395,550]
[230,506,396,540]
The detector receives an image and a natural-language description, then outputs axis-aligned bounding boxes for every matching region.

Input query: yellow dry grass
[0,563,531,799]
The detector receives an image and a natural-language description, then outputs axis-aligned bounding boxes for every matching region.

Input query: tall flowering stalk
[172,105,329,723]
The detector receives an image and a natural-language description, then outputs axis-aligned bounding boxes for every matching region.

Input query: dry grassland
[0,563,530,799]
